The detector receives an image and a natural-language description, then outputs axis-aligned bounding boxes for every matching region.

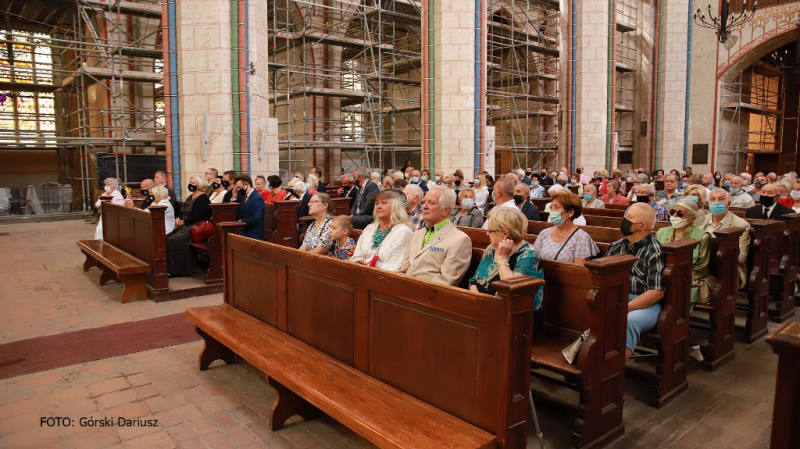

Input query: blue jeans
[627,293,661,352]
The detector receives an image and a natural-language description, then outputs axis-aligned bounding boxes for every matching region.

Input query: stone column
[247,0,279,177]
[657,0,690,171]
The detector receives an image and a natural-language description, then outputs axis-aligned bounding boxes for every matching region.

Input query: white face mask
[104,185,112,192]
[669,216,691,229]
[791,190,800,200]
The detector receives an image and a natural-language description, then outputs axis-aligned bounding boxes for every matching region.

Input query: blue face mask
[410,176,419,183]
[421,176,428,182]
[473,179,480,185]
[531,182,539,188]
[461,198,475,209]
[729,187,740,195]
[491,190,496,202]
[680,182,688,189]
[305,183,311,191]
[709,201,727,216]
[723,180,730,187]
[582,194,592,201]
[549,212,565,226]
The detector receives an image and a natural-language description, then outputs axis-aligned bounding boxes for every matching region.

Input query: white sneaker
[689,345,704,362]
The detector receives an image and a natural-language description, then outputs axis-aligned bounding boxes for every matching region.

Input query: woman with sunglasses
[655,197,715,305]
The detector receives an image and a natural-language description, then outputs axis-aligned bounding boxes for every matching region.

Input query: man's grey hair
[547,184,565,195]
[636,173,649,183]
[515,169,525,177]
[428,185,456,211]
[636,183,655,195]
[354,167,370,179]
[710,187,731,201]
[403,183,423,202]
[740,173,752,183]
[341,174,353,183]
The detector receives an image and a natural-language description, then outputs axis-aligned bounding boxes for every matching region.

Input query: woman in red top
[262,175,287,203]
[779,179,800,212]
[599,180,629,205]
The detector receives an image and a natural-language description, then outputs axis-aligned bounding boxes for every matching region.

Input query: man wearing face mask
[234,175,265,240]
[513,183,540,220]
[220,170,240,203]
[540,169,554,186]
[728,176,755,208]
[606,203,666,360]
[350,167,380,229]
[408,169,429,192]
[700,188,750,288]
[516,169,531,186]
[745,183,794,220]
[136,179,155,209]
[635,184,668,221]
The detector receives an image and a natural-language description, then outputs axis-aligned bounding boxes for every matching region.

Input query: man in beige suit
[699,188,751,288]
[400,186,473,286]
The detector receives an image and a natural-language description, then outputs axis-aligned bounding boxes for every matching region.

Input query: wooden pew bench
[765,321,800,449]
[188,202,242,284]
[77,239,150,304]
[187,231,543,448]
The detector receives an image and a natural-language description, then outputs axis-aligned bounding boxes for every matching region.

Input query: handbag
[190,220,215,243]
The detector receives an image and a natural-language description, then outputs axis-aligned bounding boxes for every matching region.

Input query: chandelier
[694,1,758,48]
[770,21,800,75]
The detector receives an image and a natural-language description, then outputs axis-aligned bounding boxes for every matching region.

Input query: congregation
[95,163,800,362]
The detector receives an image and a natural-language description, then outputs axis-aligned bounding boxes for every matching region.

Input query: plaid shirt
[606,234,665,295]
[649,201,668,221]
[408,203,424,230]
[656,191,683,210]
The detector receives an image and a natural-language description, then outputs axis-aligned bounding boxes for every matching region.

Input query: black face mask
[576,169,582,174]
[525,171,532,177]
[559,182,566,187]
[760,195,775,208]
[187,184,197,192]
[454,180,461,186]
[141,189,149,196]
[636,195,650,203]
[211,182,220,189]
[221,180,231,188]
[285,188,295,197]
[513,195,524,204]
[620,217,638,236]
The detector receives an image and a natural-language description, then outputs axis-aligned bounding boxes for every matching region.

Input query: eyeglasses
[308,200,323,204]
[669,209,686,218]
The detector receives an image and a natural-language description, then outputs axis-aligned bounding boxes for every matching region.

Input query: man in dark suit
[350,167,380,229]
[408,169,429,192]
[139,179,155,209]
[154,170,179,210]
[234,175,265,240]
[310,166,327,193]
[514,182,540,221]
[221,170,241,203]
[745,183,793,220]
[339,174,359,203]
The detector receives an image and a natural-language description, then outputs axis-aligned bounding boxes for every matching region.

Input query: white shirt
[482,199,517,229]
[350,223,413,271]
[762,203,777,219]
[473,186,489,212]
[145,199,175,234]
[730,191,755,208]
[209,190,226,203]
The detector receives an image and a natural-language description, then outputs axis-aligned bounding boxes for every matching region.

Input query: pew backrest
[272,200,299,248]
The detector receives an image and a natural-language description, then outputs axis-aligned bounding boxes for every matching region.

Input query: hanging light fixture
[770,21,800,75]
[694,0,758,48]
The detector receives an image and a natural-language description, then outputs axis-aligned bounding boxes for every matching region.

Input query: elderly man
[728,176,755,208]
[514,183,540,220]
[701,173,715,199]
[399,186,472,286]
[482,177,516,229]
[350,167,380,229]
[139,178,155,209]
[408,169,429,192]
[635,184,668,221]
[606,202,666,360]
[700,188,751,288]
[402,183,425,230]
[153,170,178,210]
[657,173,683,209]
[516,169,531,186]
[745,183,794,220]
[338,174,359,203]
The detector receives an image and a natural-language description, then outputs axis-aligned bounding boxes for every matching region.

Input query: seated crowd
[104,163,800,360]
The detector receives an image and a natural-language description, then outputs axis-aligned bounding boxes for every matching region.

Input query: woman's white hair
[287,178,306,193]
[547,184,565,195]
[193,174,209,190]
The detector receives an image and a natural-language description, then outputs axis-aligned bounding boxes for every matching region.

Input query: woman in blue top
[469,207,544,310]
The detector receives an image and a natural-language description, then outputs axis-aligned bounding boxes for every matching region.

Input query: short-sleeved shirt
[331,238,356,260]
[302,216,333,254]
[532,227,599,263]
[468,241,544,309]
[606,234,665,295]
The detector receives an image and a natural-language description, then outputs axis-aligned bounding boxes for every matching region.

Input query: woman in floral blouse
[299,193,334,255]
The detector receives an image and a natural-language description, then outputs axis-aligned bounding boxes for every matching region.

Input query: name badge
[431,247,444,253]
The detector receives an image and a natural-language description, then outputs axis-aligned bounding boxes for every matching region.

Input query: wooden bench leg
[267,375,318,431]
[118,274,147,304]
[744,287,769,343]
[99,265,117,286]
[82,252,97,272]
[196,328,237,370]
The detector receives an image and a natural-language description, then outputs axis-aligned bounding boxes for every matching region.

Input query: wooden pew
[691,228,744,370]
[332,196,351,216]
[739,220,783,343]
[765,321,800,449]
[271,200,299,248]
[441,227,636,448]
[263,203,278,242]
[187,230,544,448]
[771,214,799,322]
[189,202,241,284]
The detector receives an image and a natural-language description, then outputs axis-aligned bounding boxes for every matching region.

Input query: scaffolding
[486,0,560,171]
[1,0,164,214]
[614,0,637,165]
[268,0,422,174]
[720,63,783,170]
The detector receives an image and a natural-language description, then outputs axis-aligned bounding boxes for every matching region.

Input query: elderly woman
[350,189,413,271]
[534,191,599,266]
[581,184,605,209]
[94,177,127,239]
[600,180,629,205]
[779,179,800,212]
[469,207,543,307]
[655,197,715,305]
[683,184,711,227]
[167,175,212,276]
[299,193,334,255]
[306,174,319,195]
[472,173,490,211]
[627,173,650,202]
[145,184,175,235]
[451,188,484,228]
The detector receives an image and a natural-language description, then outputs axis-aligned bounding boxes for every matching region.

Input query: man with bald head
[729,176,755,208]
[606,202,666,360]
[139,179,155,209]
[482,177,516,229]
[745,183,794,220]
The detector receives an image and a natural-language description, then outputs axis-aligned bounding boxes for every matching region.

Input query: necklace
[372,225,392,249]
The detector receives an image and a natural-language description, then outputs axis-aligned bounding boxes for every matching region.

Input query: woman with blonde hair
[350,189,412,272]
[683,184,711,227]
[167,175,212,276]
[306,174,319,195]
[145,184,175,235]
[472,173,490,211]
